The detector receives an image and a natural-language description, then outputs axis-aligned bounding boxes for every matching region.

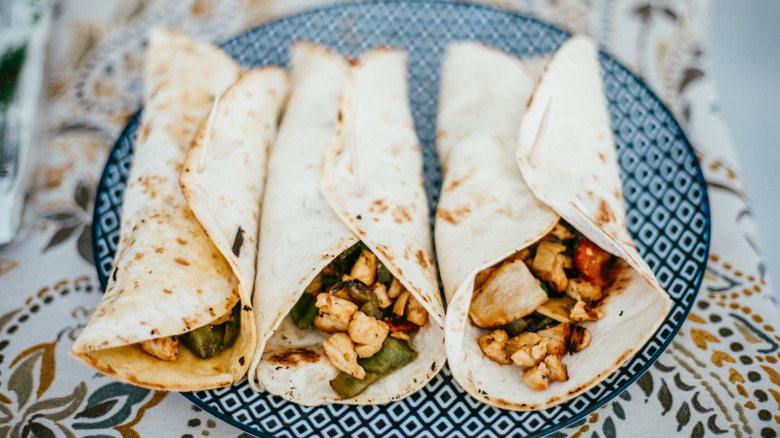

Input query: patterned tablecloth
[0,0,778,437]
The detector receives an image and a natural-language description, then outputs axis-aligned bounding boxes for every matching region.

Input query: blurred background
[708,0,780,300]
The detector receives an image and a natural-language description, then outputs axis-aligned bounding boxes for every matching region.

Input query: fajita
[249,43,446,405]
[436,38,672,411]
[71,30,289,391]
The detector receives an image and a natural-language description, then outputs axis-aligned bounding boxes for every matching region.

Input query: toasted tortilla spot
[437,209,458,225]
[444,168,475,193]
[370,199,389,213]
[176,238,187,245]
[134,252,145,261]
[163,288,173,294]
[598,152,606,163]
[174,258,190,266]
[375,243,391,260]
[415,249,429,269]
[393,205,412,224]
[155,247,164,254]
[267,348,321,366]
[243,305,251,312]
[525,89,536,111]
[595,199,615,226]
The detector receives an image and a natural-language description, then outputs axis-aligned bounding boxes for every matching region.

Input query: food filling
[470,220,615,390]
[139,303,240,361]
[290,242,427,398]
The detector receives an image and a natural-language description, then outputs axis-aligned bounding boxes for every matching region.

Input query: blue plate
[92,1,711,437]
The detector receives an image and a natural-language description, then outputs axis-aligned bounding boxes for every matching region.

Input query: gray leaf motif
[691,421,705,438]
[658,379,673,415]
[23,382,87,422]
[611,401,626,420]
[8,352,39,409]
[44,226,79,252]
[72,382,151,431]
[637,370,653,398]
[77,225,94,265]
[42,178,95,256]
[678,68,704,94]
[9,382,86,438]
[707,414,729,434]
[74,180,94,211]
[602,416,617,438]
[676,401,691,431]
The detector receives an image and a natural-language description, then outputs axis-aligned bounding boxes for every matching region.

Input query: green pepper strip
[330,337,418,399]
[290,293,318,329]
[376,260,392,284]
[180,304,241,359]
[499,318,529,337]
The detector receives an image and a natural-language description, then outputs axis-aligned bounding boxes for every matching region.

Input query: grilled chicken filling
[290,242,426,398]
[472,220,614,390]
[139,303,240,361]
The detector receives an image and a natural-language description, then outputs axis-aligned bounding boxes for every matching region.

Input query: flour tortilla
[437,40,672,411]
[71,30,287,391]
[250,44,445,405]
[180,67,289,305]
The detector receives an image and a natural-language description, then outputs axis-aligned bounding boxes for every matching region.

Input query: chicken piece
[315,313,350,333]
[315,293,358,332]
[405,296,428,326]
[508,332,548,367]
[140,337,179,361]
[549,223,575,241]
[332,288,351,301]
[478,330,510,364]
[390,331,411,342]
[565,278,603,302]
[387,277,406,299]
[523,362,550,391]
[323,333,365,379]
[517,248,533,266]
[469,258,548,328]
[569,300,602,321]
[569,325,592,352]
[348,311,389,358]
[543,354,568,382]
[350,249,378,285]
[537,323,571,356]
[355,342,383,358]
[532,241,568,292]
[558,254,573,269]
[316,293,358,321]
[393,290,412,318]
[535,297,575,323]
[474,266,496,290]
[371,283,392,308]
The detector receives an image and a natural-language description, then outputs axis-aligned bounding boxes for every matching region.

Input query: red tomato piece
[574,237,612,287]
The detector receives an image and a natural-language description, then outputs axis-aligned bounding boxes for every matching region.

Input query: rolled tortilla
[71,30,289,391]
[250,44,445,405]
[436,40,672,411]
